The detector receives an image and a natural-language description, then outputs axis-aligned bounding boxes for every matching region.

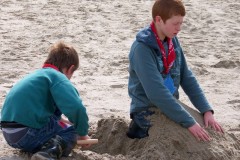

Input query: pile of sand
[1,106,240,160]
[69,102,240,160]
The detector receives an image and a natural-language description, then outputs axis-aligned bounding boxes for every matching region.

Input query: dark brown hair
[45,41,79,72]
[152,0,186,23]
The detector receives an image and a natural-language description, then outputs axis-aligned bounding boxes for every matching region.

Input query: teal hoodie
[1,68,89,136]
[128,26,213,128]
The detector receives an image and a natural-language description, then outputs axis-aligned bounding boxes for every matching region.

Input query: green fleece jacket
[1,67,89,136]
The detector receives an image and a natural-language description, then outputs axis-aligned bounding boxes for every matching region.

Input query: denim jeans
[127,109,154,139]
[3,115,77,156]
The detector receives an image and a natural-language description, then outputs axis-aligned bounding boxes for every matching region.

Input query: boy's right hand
[188,123,210,142]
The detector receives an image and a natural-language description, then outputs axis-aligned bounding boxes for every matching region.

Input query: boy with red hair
[127,0,223,141]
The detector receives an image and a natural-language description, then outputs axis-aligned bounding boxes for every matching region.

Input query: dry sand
[0,0,240,160]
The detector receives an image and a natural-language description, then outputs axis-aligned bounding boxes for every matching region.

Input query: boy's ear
[67,65,75,74]
[155,16,162,23]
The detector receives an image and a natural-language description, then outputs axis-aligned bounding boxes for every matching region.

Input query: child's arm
[59,115,94,148]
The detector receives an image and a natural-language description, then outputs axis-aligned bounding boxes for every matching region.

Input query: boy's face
[158,15,184,39]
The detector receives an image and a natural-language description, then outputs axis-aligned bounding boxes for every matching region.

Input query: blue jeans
[127,109,154,139]
[4,116,77,156]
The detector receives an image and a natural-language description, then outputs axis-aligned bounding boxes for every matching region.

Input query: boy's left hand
[204,111,224,133]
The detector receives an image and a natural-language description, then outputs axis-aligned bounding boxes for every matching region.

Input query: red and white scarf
[150,21,176,74]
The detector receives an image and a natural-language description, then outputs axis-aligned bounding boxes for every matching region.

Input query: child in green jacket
[1,41,90,160]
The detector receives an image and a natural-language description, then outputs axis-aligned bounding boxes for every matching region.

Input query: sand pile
[71,102,240,160]
[1,106,240,160]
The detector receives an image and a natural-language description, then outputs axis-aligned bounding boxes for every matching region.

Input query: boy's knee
[127,110,154,139]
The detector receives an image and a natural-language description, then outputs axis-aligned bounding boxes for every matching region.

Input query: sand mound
[211,60,240,69]
[84,102,240,160]
[1,103,239,160]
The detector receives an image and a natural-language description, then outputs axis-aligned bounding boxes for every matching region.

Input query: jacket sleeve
[130,43,196,128]
[50,80,89,136]
[180,50,213,114]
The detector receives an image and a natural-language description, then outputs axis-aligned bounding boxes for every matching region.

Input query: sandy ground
[0,0,240,159]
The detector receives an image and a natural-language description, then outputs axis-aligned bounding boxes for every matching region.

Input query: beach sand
[0,0,240,159]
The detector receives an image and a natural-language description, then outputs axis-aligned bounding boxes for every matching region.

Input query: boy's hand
[60,115,73,125]
[78,135,92,148]
[188,123,210,141]
[204,111,224,133]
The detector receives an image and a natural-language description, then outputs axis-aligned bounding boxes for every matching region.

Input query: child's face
[160,15,184,39]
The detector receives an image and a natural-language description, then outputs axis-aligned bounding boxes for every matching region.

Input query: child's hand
[60,115,72,125]
[204,111,224,133]
[188,123,210,141]
[78,135,92,148]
